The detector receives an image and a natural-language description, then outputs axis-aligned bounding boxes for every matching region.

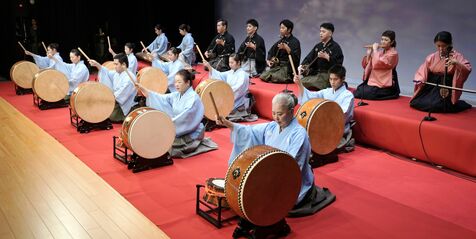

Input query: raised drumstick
[194,43,206,63]
[209,92,220,118]
[107,36,111,49]
[42,41,47,52]
[77,47,91,61]
[288,54,297,76]
[17,41,27,51]
[140,41,150,53]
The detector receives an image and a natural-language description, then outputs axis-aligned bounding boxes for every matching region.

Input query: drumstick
[42,41,48,52]
[194,43,206,63]
[288,54,297,76]
[77,47,91,61]
[17,41,27,52]
[124,68,137,85]
[107,36,111,49]
[209,92,220,118]
[140,41,150,53]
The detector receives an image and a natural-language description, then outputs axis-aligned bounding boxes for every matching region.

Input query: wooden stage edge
[0,97,169,239]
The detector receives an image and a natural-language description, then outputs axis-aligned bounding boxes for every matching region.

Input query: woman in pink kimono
[410,31,472,113]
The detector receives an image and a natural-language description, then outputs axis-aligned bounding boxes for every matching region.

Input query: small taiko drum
[137,66,168,94]
[102,61,116,71]
[70,82,115,123]
[32,69,69,102]
[203,178,229,207]
[195,78,234,120]
[295,98,344,155]
[120,107,175,159]
[225,145,301,226]
[10,61,40,89]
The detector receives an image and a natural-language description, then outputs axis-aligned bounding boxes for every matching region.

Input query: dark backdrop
[1,0,218,78]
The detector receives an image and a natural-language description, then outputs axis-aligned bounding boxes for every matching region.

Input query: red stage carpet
[1,80,476,238]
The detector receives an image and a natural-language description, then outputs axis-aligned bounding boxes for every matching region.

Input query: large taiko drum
[120,107,175,159]
[32,69,69,102]
[70,82,115,123]
[10,61,40,89]
[225,145,301,226]
[102,61,116,71]
[295,98,344,155]
[137,66,168,94]
[195,78,234,120]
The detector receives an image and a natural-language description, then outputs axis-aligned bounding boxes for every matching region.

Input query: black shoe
[232,226,251,239]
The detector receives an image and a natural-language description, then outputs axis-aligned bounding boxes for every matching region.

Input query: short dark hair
[70,49,80,57]
[434,31,452,45]
[48,43,59,51]
[280,19,294,33]
[114,53,129,67]
[229,53,241,64]
[320,22,334,32]
[217,19,228,28]
[125,42,135,51]
[328,65,346,79]
[155,24,164,31]
[382,30,396,47]
[176,69,194,83]
[169,47,182,55]
[246,19,259,29]
[179,24,191,32]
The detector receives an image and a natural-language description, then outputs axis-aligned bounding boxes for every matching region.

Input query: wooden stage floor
[0,97,168,239]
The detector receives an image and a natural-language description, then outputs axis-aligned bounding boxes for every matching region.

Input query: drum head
[33,69,69,102]
[212,179,225,188]
[10,61,39,89]
[225,145,301,226]
[128,109,175,159]
[297,98,344,155]
[72,82,115,123]
[137,67,168,94]
[198,79,234,120]
[102,61,116,71]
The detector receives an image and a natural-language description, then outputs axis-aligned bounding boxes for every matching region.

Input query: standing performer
[137,69,218,158]
[204,19,235,72]
[410,31,472,113]
[216,93,335,238]
[151,47,185,93]
[109,42,138,73]
[48,49,89,103]
[177,24,196,66]
[136,24,168,61]
[260,19,301,83]
[298,22,343,90]
[236,19,266,77]
[89,53,137,122]
[354,30,400,100]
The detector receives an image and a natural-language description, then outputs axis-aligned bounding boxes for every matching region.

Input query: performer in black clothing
[237,19,266,77]
[298,22,344,90]
[205,19,235,72]
[260,19,301,84]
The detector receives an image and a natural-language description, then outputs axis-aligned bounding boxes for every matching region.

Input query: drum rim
[11,61,39,89]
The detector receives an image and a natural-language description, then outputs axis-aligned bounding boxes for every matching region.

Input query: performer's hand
[204,51,210,58]
[266,60,272,67]
[318,51,330,61]
[445,57,459,67]
[440,88,449,98]
[297,65,304,74]
[88,59,101,68]
[24,50,32,56]
[216,115,233,129]
[293,74,302,85]
[246,42,256,50]
[47,53,54,59]
[135,83,149,97]
[372,43,379,52]
[366,48,372,56]
[216,38,225,46]
[108,48,115,55]
[202,60,211,70]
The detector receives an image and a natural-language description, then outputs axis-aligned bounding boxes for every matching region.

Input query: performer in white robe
[136,24,169,61]
[138,69,217,158]
[177,24,196,66]
[89,53,137,122]
[217,92,336,238]
[151,47,185,93]
[109,42,138,73]
[25,42,64,70]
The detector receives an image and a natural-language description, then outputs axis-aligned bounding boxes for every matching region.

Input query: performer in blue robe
[109,42,138,73]
[136,24,168,61]
[151,47,185,93]
[177,24,196,66]
[25,42,64,70]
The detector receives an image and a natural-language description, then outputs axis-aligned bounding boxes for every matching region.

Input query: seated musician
[237,19,266,77]
[137,69,217,158]
[177,24,196,66]
[260,19,301,83]
[216,93,335,239]
[48,49,89,103]
[136,24,169,61]
[354,30,400,100]
[203,53,257,122]
[294,65,355,152]
[298,22,343,90]
[89,53,137,122]
[410,31,472,113]
[24,42,64,70]
[151,47,185,93]
[204,19,235,72]
[109,42,138,73]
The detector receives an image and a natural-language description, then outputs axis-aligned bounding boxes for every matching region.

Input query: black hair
[434,31,452,45]
[169,47,182,55]
[280,19,294,33]
[48,43,59,51]
[382,30,396,47]
[320,22,335,32]
[114,53,129,67]
[125,42,135,51]
[246,19,259,29]
[179,24,191,32]
[70,49,80,57]
[328,64,346,79]
[176,69,194,83]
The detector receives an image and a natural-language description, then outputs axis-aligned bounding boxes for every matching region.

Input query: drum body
[295,98,344,155]
[203,178,229,207]
[102,61,116,71]
[70,82,115,123]
[32,69,69,102]
[225,145,301,226]
[10,61,40,89]
[120,107,175,159]
[137,66,168,94]
[195,78,234,120]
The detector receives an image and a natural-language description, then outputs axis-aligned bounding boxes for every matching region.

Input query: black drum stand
[69,107,113,133]
[14,84,32,95]
[195,184,237,228]
[33,93,68,110]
